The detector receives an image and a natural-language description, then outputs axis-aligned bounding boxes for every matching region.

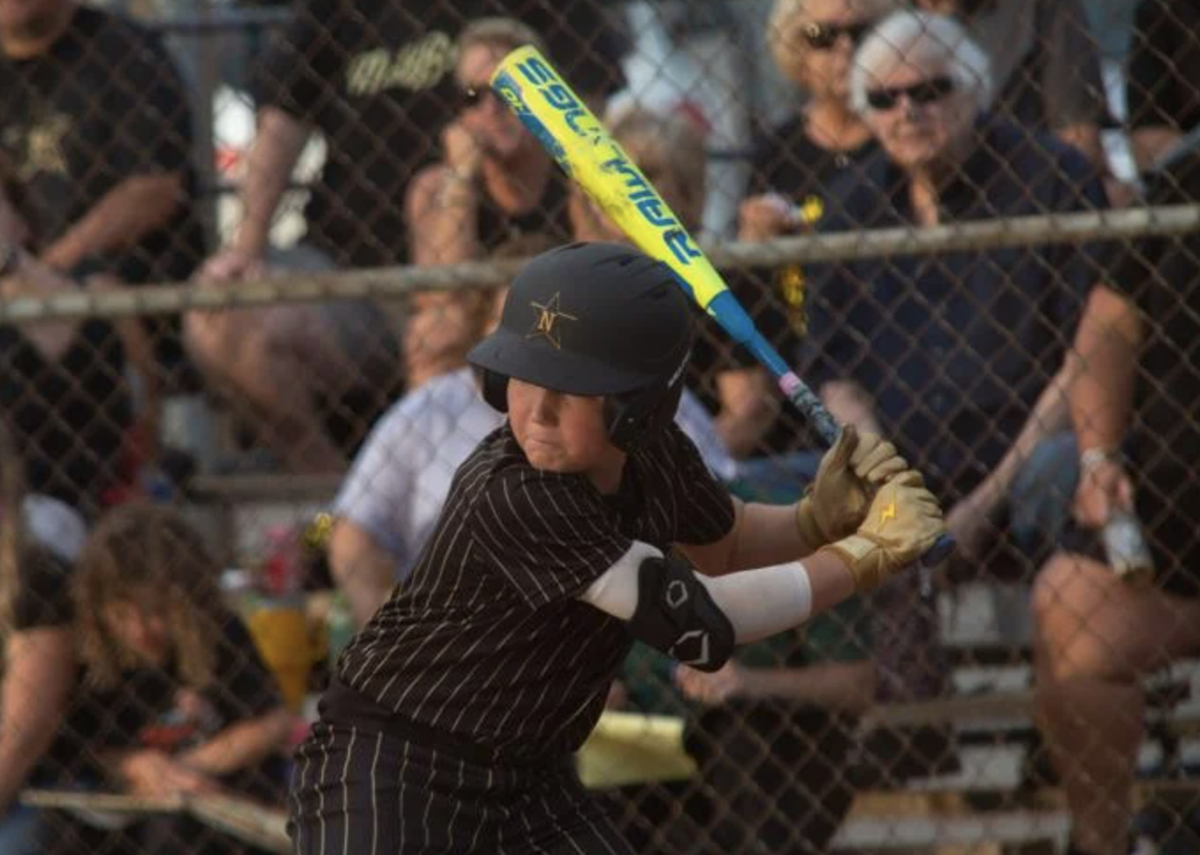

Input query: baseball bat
[490,46,953,565]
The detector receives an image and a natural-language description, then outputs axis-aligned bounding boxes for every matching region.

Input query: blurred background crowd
[1,0,1199,852]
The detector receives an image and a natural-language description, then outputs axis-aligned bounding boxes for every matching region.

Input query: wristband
[1080,446,1124,474]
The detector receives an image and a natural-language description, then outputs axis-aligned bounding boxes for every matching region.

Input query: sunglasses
[798,20,873,50]
[865,76,955,111]
[458,84,499,111]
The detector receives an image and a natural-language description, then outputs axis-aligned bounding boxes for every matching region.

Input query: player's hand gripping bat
[490,46,954,565]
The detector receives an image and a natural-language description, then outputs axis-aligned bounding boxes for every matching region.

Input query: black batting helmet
[467,242,693,450]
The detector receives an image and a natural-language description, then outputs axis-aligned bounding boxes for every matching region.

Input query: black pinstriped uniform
[289,423,735,854]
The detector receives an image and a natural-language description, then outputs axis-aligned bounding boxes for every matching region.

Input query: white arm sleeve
[580,542,813,644]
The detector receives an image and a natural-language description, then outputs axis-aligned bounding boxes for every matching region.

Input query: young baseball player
[288,242,946,854]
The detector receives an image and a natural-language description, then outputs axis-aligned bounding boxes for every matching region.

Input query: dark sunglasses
[799,20,873,50]
[458,84,499,111]
[865,76,955,111]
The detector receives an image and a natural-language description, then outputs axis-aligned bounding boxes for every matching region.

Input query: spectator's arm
[40,173,183,273]
[1070,284,1142,455]
[676,659,875,714]
[176,707,294,777]
[407,116,488,267]
[820,380,883,434]
[227,107,311,260]
[712,367,778,458]
[329,519,398,627]
[985,357,1076,503]
[0,627,76,813]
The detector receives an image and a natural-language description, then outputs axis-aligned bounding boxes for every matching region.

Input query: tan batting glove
[795,426,909,549]
[817,470,947,592]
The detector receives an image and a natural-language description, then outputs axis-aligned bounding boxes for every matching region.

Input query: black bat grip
[782,380,957,566]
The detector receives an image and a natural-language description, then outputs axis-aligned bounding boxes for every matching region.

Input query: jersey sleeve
[655,425,736,546]
[472,468,634,608]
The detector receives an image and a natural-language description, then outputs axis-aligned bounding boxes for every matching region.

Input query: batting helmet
[467,242,694,450]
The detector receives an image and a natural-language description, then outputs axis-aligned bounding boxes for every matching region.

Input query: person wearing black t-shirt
[0,157,134,517]
[68,504,292,855]
[288,242,945,853]
[0,415,87,852]
[1033,150,1200,855]
[0,0,207,384]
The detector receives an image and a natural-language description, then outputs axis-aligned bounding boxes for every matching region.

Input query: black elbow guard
[628,553,735,673]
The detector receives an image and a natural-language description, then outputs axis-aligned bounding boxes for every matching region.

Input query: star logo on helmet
[527,293,578,349]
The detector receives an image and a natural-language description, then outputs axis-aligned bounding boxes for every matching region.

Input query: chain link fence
[1,0,1200,852]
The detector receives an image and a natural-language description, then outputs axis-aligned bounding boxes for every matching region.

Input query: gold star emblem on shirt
[527,293,578,349]
[880,502,897,525]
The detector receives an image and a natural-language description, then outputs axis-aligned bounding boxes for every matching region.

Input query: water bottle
[1101,507,1154,586]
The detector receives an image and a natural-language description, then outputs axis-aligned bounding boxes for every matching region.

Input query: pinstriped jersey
[331,423,734,761]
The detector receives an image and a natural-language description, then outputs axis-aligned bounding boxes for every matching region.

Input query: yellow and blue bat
[490,45,954,563]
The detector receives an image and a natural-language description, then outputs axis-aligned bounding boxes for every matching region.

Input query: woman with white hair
[911,0,1108,170]
[740,0,903,244]
[804,10,1108,599]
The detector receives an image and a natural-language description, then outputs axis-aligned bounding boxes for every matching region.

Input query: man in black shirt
[188,0,627,473]
[288,243,946,853]
[0,0,207,379]
[1033,149,1200,855]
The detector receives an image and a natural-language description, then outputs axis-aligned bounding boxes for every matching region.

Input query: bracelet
[1080,446,1124,473]
[444,166,478,186]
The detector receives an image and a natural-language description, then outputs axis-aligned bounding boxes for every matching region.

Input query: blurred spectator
[1125,0,1200,172]
[71,503,293,854]
[801,9,1109,778]
[190,0,625,474]
[913,0,1109,169]
[405,19,573,266]
[0,0,207,388]
[204,0,625,278]
[0,155,139,517]
[807,10,1106,573]
[0,418,87,852]
[1034,148,1200,855]
[670,625,871,855]
[185,257,400,474]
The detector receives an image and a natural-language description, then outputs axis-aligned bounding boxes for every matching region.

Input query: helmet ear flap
[482,369,509,413]
[603,376,686,451]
